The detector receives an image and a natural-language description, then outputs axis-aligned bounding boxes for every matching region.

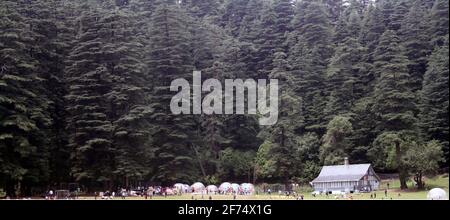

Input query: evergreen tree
[145,1,199,184]
[360,3,386,59]
[255,0,294,78]
[429,0,449,47]
[289,0,333,134]
[0,0,449,194]
[371,30,418,189]
[325,9,368,121]
[0,0,53,196]
[400,0,432,92]
[103,7,154,188]
[220,0,250,37]
[323,0,345,23]
[65,7,115,188]
[265,52,303,186]
[388,0,411,31]
[183,0,220,19]
[420,36,449,164]
[320,116,353,165]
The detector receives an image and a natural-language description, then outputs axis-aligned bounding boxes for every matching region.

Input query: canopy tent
[427,188,448,200]
[240,183,255,194]
[231,183,240,193]
[174,183,190,193]
[219,182,232,193]
[191,182,205,192]
[206,185,218,193]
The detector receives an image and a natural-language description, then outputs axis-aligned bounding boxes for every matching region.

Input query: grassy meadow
[75,175,449,201]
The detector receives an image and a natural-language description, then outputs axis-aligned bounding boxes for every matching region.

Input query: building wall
[312,175,380,192]
[312,181,359,193]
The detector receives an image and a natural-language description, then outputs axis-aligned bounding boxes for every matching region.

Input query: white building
[311,158,381,194]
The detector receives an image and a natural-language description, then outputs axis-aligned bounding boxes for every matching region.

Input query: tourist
[121,189,126,200]
[49,190,54,200]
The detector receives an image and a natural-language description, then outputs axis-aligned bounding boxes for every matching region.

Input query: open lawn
[76,175,449,201]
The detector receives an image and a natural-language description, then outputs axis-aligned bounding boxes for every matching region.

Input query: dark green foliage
[372,30,418,134]
[371,30,419,189]
[420,36,449,163]
[0,0,448,194]
[320,116,353,165]
[289,0,333,134]
[400,0,433,92]
[183,0,220,19]
[65,7,116,186]
[325,9,369,121]
[429,0,449,47]
[360,3,386,59]
[0,0,58,196]
[263,52,303,185]
[145,2,199,184]
[254,0,294,77]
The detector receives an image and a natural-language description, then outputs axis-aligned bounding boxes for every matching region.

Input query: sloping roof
[311,164,378,183]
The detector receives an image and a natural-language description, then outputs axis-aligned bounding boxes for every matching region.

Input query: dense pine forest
[0,0,448,196]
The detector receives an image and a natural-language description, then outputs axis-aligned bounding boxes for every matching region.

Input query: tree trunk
[252,165,258,185]
[191,145,206,178]
[415,172,424,189]
[399,171,408,190]
[285,176,290,192]
[15,181,21,198]
[395,141,408,190]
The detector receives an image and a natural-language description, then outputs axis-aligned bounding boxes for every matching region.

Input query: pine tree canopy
[0,0,448,196]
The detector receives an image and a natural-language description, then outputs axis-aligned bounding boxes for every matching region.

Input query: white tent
[174,183,190,193]
[219,182,232,193]
[231,183,240,193]
[207,185,218,193]
[191,182,205,192]
[240,183,255,194]
[183,184,192,193]
[174,183,184,190]
[427,188,448,200]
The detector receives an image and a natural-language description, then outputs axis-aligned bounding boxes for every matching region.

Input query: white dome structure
[240,183,255,194]
[219,182,232,193]
[174,183,190,193]
[191,182,205,192]
[231,183,240,193]
[183,184,192,193]
[174,183,184,190]
[427,188,448,200]
[206,185,218,193]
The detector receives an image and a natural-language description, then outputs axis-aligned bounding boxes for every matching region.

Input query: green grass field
[77,175,449,201]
